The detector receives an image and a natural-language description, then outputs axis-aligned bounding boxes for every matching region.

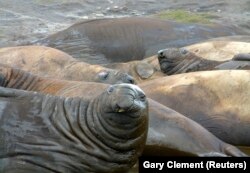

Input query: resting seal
[158,48,250,75]
[0,46,134,84]
[0,84,148,173]
[140,70,250,146]
[0,64,245,157]
[185,41,250,61]
[35,17,245,64]
[104,55,164,83]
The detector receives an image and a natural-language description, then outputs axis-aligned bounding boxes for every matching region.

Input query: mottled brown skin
[104,55,165,83]
[0,84,148,173]
[0,65,246,157]
[0,46,135,84]
[35,17,245,64]
[140,70,250,147]
[185,41,250,61]
[158,48,250,75]
[145,99,245,157]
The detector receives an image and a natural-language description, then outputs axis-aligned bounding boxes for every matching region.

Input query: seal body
[0,46,135,84]
[185,41,250,61]
[0,65,246,157]
[157,48,250,75]
[36,17,245,64]
[0,84,148,173]
[140,70,250,146]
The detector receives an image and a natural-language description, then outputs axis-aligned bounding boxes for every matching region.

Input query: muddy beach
[0,0,249,48]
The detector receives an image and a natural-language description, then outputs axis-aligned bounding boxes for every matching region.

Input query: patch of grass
[155,9,217,24]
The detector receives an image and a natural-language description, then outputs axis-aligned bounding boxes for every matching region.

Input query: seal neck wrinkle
[0,65,40,90]
[46,96,122,172]
[80,95,148,171]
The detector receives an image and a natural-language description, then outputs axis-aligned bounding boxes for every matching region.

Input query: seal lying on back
[0,46,134,84]
[35,17,245,64]
[0,84,148,173]
[158,48,250,75]
[0,64,245,157]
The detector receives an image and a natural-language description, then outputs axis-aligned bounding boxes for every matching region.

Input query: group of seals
[1,16,250,173]
[0,83,148,173]
[0,46,135,84]
[158,47,250,75]
[0,64,246,157]
[102,40,250,80]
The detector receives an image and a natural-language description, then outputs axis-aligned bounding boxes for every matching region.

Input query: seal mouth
[114,100,146,118]
[106,84,147,116]
[160,61,176,74]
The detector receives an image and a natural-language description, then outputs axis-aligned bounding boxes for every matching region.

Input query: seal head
[97,70,135,84]
[157,48,192,75]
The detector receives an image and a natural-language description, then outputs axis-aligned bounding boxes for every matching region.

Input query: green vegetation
[155,9,217,24]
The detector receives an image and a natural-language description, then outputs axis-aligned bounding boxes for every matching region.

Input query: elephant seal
[104,55,164,83]
[0,46,135,84]
[157,48,250,75]
[185,41,250,61]
[35,17,246,64]
[145,99,245,157]
[216,53,250,70]
[0,84,148,173]
[140,70,250,146]
[0,64,246,157]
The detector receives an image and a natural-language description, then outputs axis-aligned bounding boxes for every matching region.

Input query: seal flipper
[135,62,154,79]
[232,53,250,61]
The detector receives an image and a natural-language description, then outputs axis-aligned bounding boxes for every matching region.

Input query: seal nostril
[128,77,135,84]
[158,50,164,56]
[158,50,166,59]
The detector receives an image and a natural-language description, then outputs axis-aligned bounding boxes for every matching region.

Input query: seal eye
[98,71,109,81]
[139,94,146,102]
[180,48,188,55]
[107,86,114,94]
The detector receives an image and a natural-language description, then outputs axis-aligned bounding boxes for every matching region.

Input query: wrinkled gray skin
[158,48,250,75]
[217,53,250,70]
[0,84,148,173]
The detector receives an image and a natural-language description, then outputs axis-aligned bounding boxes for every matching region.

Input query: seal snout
[107,84,147,113]
[125,75,135,84]
[157,49,166,59]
